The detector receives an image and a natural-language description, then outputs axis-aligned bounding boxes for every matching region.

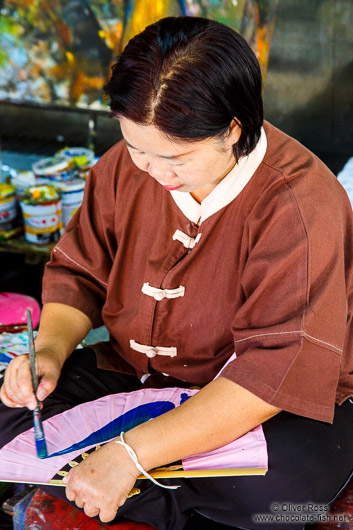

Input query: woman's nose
[147,160,175,181]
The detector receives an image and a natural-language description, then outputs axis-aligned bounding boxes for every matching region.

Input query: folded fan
[0,386,267,484]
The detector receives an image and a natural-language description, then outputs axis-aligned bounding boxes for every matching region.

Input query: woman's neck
[191,157,237,203]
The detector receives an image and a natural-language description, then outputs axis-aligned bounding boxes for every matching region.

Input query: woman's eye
[130,148,145,156]
[169,159,186,167]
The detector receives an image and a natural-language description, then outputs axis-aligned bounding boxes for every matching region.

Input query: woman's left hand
[63,439,140,522]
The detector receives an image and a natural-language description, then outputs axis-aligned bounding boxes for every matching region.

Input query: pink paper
[0,386,267,484]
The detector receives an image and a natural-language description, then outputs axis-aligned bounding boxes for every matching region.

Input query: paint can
[11,170,48,199]
[56,147,95,179]
[52,177,85,227]
[0,164,17,184]
[20,185,63,244]
[0,183,19,235]
[32,155,74,180]
[57,147,94,167]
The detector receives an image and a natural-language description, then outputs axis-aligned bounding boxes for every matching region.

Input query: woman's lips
[162,184,182,191]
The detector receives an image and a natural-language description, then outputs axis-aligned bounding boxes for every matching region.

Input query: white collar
[170,127,267,224]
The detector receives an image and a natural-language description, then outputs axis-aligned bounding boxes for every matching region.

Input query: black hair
[104,16,263,158]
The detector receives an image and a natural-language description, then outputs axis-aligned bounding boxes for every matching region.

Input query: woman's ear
[229,118,242,145]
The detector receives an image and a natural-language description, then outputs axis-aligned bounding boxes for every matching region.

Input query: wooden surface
[0,235,53,264]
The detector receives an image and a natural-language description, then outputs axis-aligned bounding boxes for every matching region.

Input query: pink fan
[0,292,41,329]
[0,387,267,485]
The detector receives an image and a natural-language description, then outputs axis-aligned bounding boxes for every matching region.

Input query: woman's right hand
[0,303,93,409]
[0,346,63,409]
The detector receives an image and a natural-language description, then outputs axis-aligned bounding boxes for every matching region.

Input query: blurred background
[0,0,352,304]
[264,0,352,175]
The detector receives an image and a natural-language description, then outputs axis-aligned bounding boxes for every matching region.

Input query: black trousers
[1,348,352,530]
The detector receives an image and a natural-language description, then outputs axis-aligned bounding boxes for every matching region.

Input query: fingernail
[27,402,36,410]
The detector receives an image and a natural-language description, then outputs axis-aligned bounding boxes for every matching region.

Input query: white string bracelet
[115,432,180,490]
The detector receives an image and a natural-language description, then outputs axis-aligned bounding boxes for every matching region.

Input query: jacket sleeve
[42,158,117,328]
[221,176,350,423]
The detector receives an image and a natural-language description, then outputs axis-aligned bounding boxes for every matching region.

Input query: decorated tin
[57,147,94,168]
[11,171,49,199]
[56,147,95,179]
[20,185,63,244]
[32,155,74,180]
[51,177,85,227]
[0,183,19,235]
[0,164,17,184]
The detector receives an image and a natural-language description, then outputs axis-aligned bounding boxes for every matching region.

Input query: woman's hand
[63,440,140,523]
[0,303,93,410]
[0,347,62,409]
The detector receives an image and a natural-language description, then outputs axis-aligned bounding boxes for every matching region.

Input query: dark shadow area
[0,253,44,305]
[0,104,122,161]
[263,0,352,175]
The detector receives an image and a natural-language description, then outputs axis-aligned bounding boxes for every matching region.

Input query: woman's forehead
[119,117,208,157]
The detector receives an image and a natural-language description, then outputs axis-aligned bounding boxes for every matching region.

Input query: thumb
[36,377,57,401]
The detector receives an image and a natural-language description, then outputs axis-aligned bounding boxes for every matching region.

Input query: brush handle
[27,310,39,392]
[33,407,48,459]
[26,311,49,459]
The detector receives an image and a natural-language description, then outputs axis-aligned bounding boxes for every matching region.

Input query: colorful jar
[0,164,17,184]
[11,170,49,199]
[57,147,94,168]
[32,155,74,180]
[56,147,95,179]
[0,183,19,234]
[20,185,63,244]
[52,177,85,227]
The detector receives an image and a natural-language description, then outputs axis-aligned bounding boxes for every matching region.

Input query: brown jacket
[42,122,353,423]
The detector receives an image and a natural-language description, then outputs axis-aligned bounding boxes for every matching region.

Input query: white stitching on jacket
[54,246,108,287]
[234,330,342,353]
[304,333,342,353]
[234,330,302,343]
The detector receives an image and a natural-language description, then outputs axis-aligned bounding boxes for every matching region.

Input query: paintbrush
[26,309,48,459]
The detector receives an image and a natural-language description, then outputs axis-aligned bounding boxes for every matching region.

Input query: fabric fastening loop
[141,283,185,301]
[172,230,201,249]
[130,340,177,358]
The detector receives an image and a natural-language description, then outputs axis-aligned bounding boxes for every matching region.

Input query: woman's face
[119,117,241,202]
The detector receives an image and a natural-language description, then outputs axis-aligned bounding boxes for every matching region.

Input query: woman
[1,16,353,530]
